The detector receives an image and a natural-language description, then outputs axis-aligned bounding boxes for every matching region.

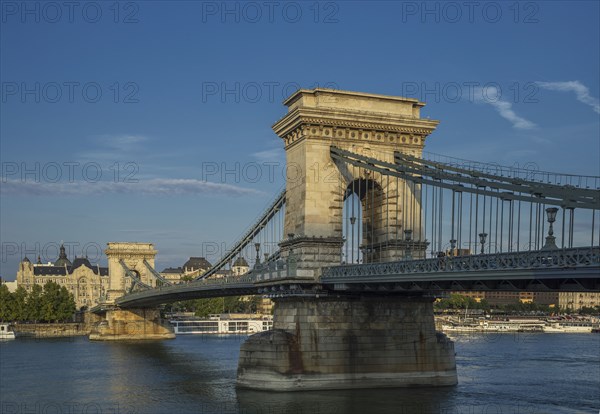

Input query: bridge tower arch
[342,177,387,264]
[273,89,438,278]
[90,242,173,341]
[104,242,158,303]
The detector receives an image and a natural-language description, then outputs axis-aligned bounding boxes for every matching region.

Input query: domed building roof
[54,244,72,267]
[183,257,212,271]
[233,257,249,268]
[71,256,93,270]
[161,267,183,274]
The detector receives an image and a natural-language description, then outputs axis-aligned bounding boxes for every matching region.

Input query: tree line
[165,296,263,317]
[0,281,76,323]
[434,293,600,314]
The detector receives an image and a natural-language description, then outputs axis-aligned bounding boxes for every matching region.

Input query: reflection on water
[1,333,598,414]
[237,387,456,414]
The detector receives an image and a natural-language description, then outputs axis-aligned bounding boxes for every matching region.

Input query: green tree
[233,296,262,313]
[194,297,226,317]
[41,282,62,322]
[189,296,263,317]
[0,284,14,321]
[56,286,75,321]
[578,306,597,315]
[40,282,59,322]
[11,286,28,321]
[40,281,74,322]
[27,285,43,322]
[477,299,490,311]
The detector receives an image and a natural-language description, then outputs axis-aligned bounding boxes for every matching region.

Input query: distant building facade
[451,290,599,311]
[161,267,184,283]
[160,255,273,314]
[230,257,272,314]
[160,257,212,283]
[1,280,18,293]
[16,244,109,310]
[232,257,250,276]
[559,292,599,311]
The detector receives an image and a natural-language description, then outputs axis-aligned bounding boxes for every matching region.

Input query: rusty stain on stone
[287,321,304,374]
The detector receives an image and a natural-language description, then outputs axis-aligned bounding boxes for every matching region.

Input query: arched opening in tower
[342,178,386,264]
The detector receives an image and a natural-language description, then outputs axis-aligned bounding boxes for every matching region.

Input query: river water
[1,333,598,414]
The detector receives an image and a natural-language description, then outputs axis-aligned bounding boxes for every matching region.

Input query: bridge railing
[170,273,256,288]
[251,257,298,282]
[321,247,600,280]
[117,273,258,301]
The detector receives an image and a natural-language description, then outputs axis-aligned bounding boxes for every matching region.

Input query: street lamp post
[350,216,357,263]
[404,229,413,260]
[542,207,559,250]
[479,232,488,254]
[254,243,261,267]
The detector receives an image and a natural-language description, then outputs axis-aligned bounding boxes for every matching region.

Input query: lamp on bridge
[449,239,457,256]
[479,232,488,254]
[349,217,357,263]
[349,217,357,242]
[543,207,559,250]
[254,243,261,267]
[404,229,413,260]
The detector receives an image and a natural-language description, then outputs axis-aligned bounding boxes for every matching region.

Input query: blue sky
[1,1,599,278]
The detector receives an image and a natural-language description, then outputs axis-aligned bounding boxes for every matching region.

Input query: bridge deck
[115,274,257,308]
[108,248,600,308]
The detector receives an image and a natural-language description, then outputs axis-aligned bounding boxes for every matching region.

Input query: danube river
[1,333,598,413]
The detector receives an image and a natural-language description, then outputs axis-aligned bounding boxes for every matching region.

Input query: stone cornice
[283,88,424,108]
[273,107,439,138]
[280,123,431,152]
[273,107,438,152]
[105,249,157,257]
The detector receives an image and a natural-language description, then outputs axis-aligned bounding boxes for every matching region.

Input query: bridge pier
[89,307,175,341]
[237,295,457,391]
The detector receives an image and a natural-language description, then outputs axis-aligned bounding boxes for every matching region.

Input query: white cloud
[0,178,262,197]
[252,147,285,162]
[78,134,150,164]
[474,86,536,130]
[97,134,148,150]
[536,81,600,114]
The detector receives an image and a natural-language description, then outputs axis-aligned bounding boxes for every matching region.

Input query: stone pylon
[273,89,438,278]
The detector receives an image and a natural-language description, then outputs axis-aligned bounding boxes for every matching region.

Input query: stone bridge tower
[105,242,158,303]
[90,242,173,341]
[238,90,456,390]
[273,89,439,279]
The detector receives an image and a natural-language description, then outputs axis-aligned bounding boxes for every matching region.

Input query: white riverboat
[441,319,545,333]
[0,324,16,340]
[169,314,273,335]
[542,321,595,333]
[440,317,598,334]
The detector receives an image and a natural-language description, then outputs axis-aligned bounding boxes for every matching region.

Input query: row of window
[178,326,219,332]
[25,279,107,287]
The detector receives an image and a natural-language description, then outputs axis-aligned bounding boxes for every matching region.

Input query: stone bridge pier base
[237,295,457,391]
[89,308,175,341]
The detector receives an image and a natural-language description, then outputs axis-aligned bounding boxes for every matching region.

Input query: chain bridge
[90,88,600,391]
